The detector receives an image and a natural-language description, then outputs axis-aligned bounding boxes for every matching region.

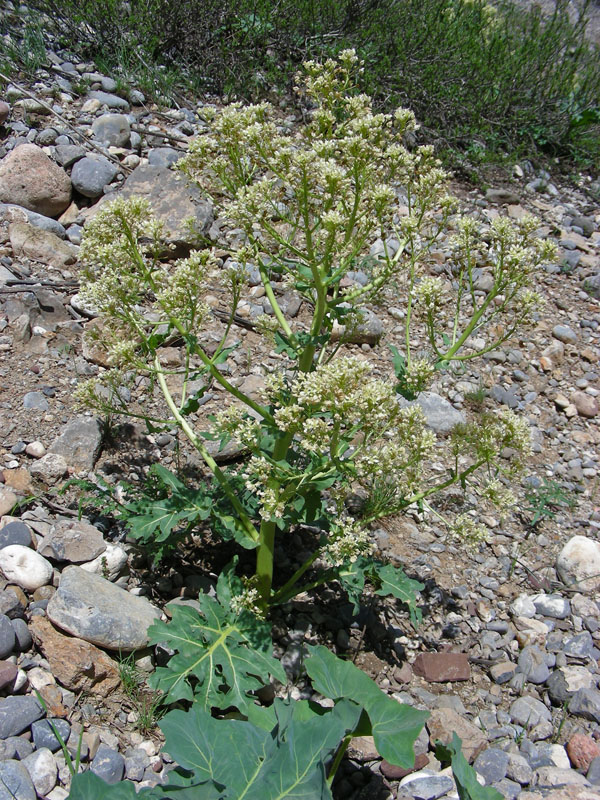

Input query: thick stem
[327,735,352,786]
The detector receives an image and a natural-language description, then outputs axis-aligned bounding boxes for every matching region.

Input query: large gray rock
[0,760,36,800]
[38,519,106,564]
[0,144,71,217]
[509,696,551,728]
[569,689,600,723]
[556,536,600,593]
[48,415,103,471]
[0,203,66,237]
[0,696,44,738]
[91,114,130,148]
[397,391,466,433]
[148,147,184,168]
[117,163,213,253]
[87,91,129,111]
[71,155,119,198]
[47,565,160,651]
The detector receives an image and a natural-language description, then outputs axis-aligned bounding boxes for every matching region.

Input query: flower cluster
[321,518,373,568]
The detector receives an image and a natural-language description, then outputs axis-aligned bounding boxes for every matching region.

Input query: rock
[148,147,184,168]
[557,536,600,593]
[398,771,454,799]
[0,696,43,738]
[22,748,57,797]
[426,708,487,762]
[0,203,66,237]
[23,392,49,411]
[0,590,25,620]
[48,416,103,471]
[490,661,518,684]
[0,545,53,590]
[90,744,125,784]
[572,392,599,419]
[0,615,15,659]
[53,145,86,168]
[0,521,31,549]
[568,735,600,771]
[380,753,429,780]
[80,543,128,581]
[71,155,119,198]
[331,307,384,345]
[31,718,70,753]
[0,661,17,690]
[552,324,577,344]
[397,392,466,433]
[39,520,106,564]
[412,652,470,682]
[569,689,600,723]
[0,101,9,125]
[473,748,509,784]
[8,222,77,267]
[87,91,129,111]
[10,617,32,651]
[518,646,550,684]
[29,453,68,484]
[29,616,120,697]
[0,487,17,516]
[572,216,596,237]
[506,752,534,785]
[563,631,595,658]
[91,114,130,148]
[532,594,571,619]
[547,667,595,704]
[0,144,71,217]
[588,757,600,785]
[47,565,160,651]
[486,188,521,204]
[509,696,551,728]
[0,760,36,800]
[536,766,590,788]
[545,789,600,800]
[117,163,213,253]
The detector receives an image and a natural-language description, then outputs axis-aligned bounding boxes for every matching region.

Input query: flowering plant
[70,50,547,798]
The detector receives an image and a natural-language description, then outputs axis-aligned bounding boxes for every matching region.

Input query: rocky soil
[0,29,600,800]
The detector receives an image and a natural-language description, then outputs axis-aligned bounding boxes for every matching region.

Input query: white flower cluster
[451,513,489,545]
[321,518,373,568]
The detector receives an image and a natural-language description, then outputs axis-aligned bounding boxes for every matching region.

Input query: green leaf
[372,562,424,627]
[68,772,153,799]
[435,733,503,800]
[159,697,362,799]
[147,564,285,709]
[305,645,428,768]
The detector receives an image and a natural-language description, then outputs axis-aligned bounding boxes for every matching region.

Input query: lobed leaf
[305,645,428,768]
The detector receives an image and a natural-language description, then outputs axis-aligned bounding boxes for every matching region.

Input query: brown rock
[567,733,600,771]
[9,222,77,267]
[0,144,71,217]
[426,708,487,763]
[347,736,379,761]
[0,660,17,690]
[36,683,68,718]
[1,468,33,493]
[29,616,120,697]
[0,101,9,125]
[572,391,599,419]
[412,652,470,682]
[380,753,429,780]
[0,486,17,516]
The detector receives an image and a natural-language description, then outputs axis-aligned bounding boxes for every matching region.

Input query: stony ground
[0,26,600,800]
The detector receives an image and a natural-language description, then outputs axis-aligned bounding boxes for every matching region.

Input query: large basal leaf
[305,645,428,768]
[159,697,362,799]
[68,772,154,800]
[435,733,503,800]
[147,566,285,710]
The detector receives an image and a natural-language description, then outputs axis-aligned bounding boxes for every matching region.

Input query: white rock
[29,453,68,484]
[27,667,56,690]
[556,536,600,593]
[0,545,53,590]
[0,486,17,517]
[80,543,128,581]
[25,441,45,458]
[510,594,536,618]
[23,748,58,796]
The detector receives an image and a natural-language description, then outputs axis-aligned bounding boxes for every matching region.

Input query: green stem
[155,358,259,544]
[271,550,321,604]
[327,735,352,786]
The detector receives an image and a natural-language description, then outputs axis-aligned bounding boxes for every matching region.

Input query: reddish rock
[1,468,33,493]
[412,652,470,682]
[29,616,120,697]
[0,143,71,217]
[0,101,8,125]
[572,391,599,419]
[567,733,600,771]
[36,683,68,718]
[0,660,17,690]
[380,753,429,779]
